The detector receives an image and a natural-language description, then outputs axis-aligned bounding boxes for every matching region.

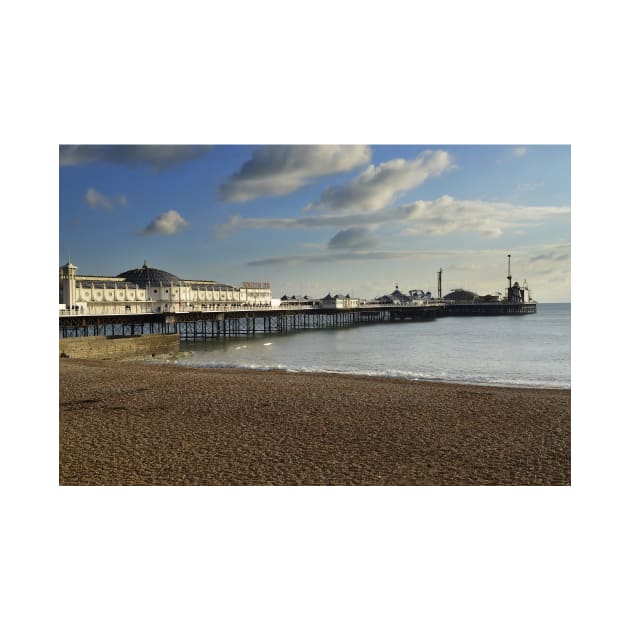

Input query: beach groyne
[59,333,179,360]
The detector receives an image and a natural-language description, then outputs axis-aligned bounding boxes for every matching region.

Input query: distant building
[374,285,433,305]
[443,289,478,303]
[476,293,502,303]
[506,281,532,303]
[279,294,319,307]
[278,292,360,309]
[409,289,432,300]
[320,293,360,309]
[443,283,531,304]
[59,261,272,314]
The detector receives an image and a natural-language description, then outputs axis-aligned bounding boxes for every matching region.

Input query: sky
[59,144,570,301]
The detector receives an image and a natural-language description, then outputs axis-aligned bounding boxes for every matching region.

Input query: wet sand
[59,358,570,485]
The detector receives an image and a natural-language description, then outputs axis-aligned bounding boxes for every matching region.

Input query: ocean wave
[159,357,569,389]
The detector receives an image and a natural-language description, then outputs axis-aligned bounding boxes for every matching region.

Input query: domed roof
[117,261,181,286]
[443,289,478,302]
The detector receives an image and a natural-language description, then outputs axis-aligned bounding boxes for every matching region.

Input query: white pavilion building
[59,261,272,315]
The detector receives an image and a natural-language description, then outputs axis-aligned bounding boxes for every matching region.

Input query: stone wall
[59,334,180,360]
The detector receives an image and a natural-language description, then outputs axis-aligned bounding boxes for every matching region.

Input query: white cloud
[399,196,569,238]
[85,188,112,209]
[219,145,371,202]
[305,150,455,213]
[215,196,570,240]
[84,188,127,209]
[138,210,189,236]
[513,147,528,157]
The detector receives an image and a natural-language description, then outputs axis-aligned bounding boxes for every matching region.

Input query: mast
[507,254,512,291]
[437,268,442,299]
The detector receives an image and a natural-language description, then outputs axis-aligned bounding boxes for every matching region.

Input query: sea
[160,303,570,389]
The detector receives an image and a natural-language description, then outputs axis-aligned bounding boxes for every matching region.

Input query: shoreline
[60,358,571,485]
[140,354,571,391]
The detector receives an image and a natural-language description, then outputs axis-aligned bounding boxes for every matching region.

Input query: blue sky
[59,144,570,301]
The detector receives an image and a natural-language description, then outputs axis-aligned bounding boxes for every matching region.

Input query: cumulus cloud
[219,145,371,202]
[138,210,189,236]
[305,150,454,214]
[328,227,380,250]
[84,188,127,209]
[60,145,211,171]
[215,196,570,240]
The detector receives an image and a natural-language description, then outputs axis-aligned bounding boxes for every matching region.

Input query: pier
[445,302,537,316]
[59,300,538,339]
[59,254,537,342]
[59,303,443,339]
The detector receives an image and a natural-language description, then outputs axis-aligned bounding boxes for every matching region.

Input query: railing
[59,306,156,317]
[59,304,279,317]
[59,301,448,317]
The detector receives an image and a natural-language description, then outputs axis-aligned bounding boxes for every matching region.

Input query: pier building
[375,285,434,305]
[321,293,360,309]
[59,261,272,315]
[279,295,318,307]
[279,294,361,309]
[443,289,478,303]
[441,255,536,315]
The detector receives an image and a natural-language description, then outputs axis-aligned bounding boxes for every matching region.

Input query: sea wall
[59,334,180,360]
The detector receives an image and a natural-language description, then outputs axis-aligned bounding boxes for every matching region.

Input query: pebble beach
[59,358,570,485]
